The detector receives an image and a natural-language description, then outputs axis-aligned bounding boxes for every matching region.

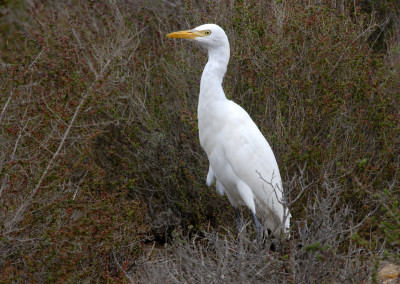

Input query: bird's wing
[199,99,284,222]
[221,101,284,216]
[224,101,281,177]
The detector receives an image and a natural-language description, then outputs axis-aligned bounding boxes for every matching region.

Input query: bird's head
[166,24,228,49]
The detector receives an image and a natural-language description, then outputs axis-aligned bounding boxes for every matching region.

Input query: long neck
[199,43,230,108]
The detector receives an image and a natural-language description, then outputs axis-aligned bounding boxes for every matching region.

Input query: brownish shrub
[0,0,399,282]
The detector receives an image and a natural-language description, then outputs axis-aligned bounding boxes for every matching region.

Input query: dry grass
[134,173,376,283]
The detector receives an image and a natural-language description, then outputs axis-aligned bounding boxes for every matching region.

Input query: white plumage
[167,24,290,238]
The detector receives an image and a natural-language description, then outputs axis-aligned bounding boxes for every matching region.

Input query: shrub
[0,0,399,282]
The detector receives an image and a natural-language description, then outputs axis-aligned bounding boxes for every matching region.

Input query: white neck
[199,43,230,110]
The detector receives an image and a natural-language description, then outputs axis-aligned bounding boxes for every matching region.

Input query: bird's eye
[204,30,211,36]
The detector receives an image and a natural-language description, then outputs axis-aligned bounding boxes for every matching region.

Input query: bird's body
[167,24,290,237]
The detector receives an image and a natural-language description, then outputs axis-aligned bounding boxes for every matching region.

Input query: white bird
[167,24,290,239]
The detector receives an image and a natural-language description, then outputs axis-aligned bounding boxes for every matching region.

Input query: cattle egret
[167,24,290,239]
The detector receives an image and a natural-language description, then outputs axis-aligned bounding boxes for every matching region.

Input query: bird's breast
[197,103,226,152]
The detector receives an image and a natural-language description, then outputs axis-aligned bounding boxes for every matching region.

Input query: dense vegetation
[1,0,399,282]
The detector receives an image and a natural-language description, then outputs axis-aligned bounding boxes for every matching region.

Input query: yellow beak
[166,30,201,39]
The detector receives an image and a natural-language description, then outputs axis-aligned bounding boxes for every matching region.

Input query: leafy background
[0,0,399,282]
